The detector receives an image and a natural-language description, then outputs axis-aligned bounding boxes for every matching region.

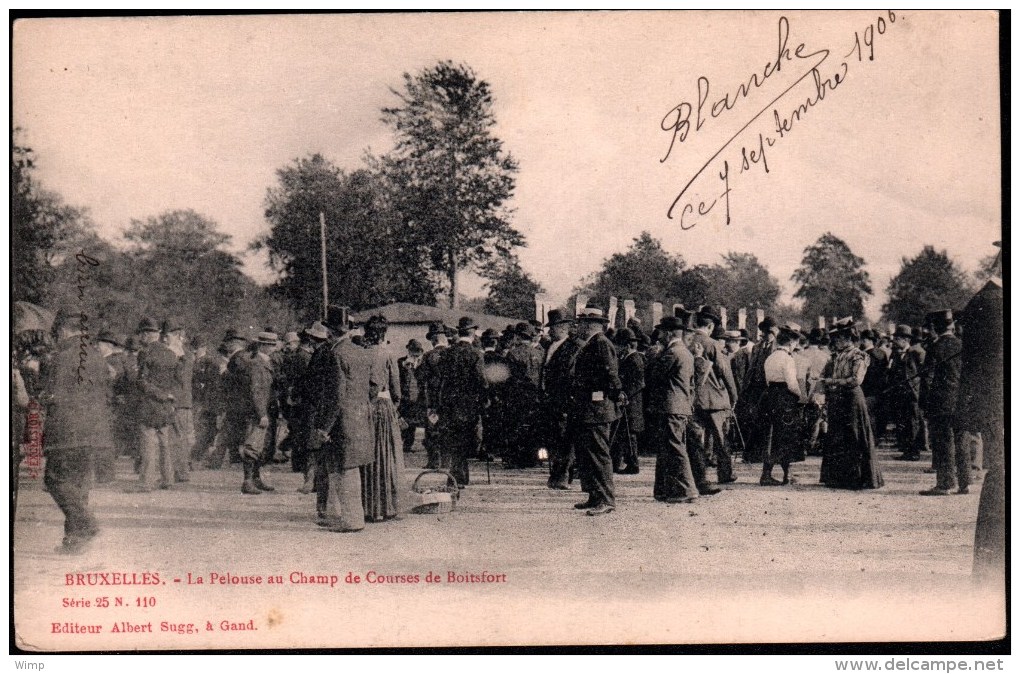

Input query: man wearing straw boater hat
[569,305,624,516]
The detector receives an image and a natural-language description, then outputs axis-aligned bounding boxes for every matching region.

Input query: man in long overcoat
[41,309,114,553]
[569,307,623,516]
[919,311,966,495]
[435,317,488,487]
[688,307,738,484]
[646,316,706,503]
[308,306,375,532]
[542,310,581,489]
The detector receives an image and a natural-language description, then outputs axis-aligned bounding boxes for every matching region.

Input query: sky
[13,11,1002,319]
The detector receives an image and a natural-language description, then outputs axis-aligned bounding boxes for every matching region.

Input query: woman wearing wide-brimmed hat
[818,319,884,490]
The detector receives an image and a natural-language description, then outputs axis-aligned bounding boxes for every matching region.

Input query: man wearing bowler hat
[134,317,179,491]
[397,339,426,454]
[612,327,645,475]
[435,317,488,486]
[307,306,374,532]
[919,311,967,495]
[569,306,624,515]
[418,322,450,469]
[233,331,280,495]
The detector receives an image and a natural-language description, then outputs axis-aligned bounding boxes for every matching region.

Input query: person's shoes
[241,481,262,495]
[621,465,640,475]
[956,486,969,495]
[923,468,937,474]
[297,482,314,494]
[158,481,172,490]
[327,526,364,533]
[574,499,598,510]
[55,539,90,555]
[586,504,615,516]
[175,476,190,483]
[548,481,569,490]
[698,486,722,496]
[760,476,783,486]
[719,476,737,484]
[664,496,698,504]
[253,480,275,492]
[919,488,950,496]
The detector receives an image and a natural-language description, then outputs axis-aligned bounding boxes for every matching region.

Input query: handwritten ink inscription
[660,12,898,230]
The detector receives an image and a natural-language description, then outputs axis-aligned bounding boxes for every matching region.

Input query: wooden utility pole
[320,211,329,321]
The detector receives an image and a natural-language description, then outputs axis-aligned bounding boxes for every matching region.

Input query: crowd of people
[15,298,983,553]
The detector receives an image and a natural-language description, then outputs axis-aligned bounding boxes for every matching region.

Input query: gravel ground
[12,440,1004,650]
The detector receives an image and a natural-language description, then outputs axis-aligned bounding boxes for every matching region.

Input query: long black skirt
[762,384,802,465]
[820,387,884,490]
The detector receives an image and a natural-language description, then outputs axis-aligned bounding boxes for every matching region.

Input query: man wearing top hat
[542,309,581,489]
[688,306,739,484]
[569,306,624,515]
[418,322,450,469]
[919,311,967,495]
[435,317,488,487]
[307,306,375,531]
[160,319,195,483]
[889,324,926,461]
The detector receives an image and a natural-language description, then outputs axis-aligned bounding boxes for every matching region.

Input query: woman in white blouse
[760,324,805,486]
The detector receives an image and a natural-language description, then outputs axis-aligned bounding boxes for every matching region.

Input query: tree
[707,252,781,311]
[258,155,437,317]
[579,231,687,303]
[378,60,523,309]
[792,233,872,319]
[882,246,974,325]
[483,259,545,320]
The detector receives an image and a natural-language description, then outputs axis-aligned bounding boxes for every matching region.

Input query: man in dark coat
[919,311,966,495]
[569,307,624,515]
[293,322,328,493]
[889,324,926,461]
[418,322,449,469]
[435,317,488,487]
[308,306,375,532]
[956,272,1003,587]
[397,339,426,453]
[542,310,580,489]
[40,309,115,553]
[646,315,713,503]
[96,331,129,483]
[612,328,644,474]
[229,332,280,495]
[503,322,545,468]
[161,319,194,483]
[688,307,738,484]
[860,329,889,442]
[738,316,778,462]
[134,318,179,491]
[724,330,751,393]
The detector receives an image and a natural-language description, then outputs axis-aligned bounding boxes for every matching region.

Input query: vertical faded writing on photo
[10,10,1005,653]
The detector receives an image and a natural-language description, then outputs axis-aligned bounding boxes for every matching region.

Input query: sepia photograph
[10,10,1005,654]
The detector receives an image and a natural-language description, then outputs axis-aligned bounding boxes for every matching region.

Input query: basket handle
[412,469,460,496]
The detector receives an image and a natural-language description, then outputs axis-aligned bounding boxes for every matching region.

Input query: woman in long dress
[360,316,405,522]
[818,319,884,490]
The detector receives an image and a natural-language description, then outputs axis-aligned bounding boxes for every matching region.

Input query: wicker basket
[411,470,460,514]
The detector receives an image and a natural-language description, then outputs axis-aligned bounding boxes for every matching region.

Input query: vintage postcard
[11,11,1004,652]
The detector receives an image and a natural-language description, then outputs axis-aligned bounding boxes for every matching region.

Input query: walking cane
[731,412,748,455]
